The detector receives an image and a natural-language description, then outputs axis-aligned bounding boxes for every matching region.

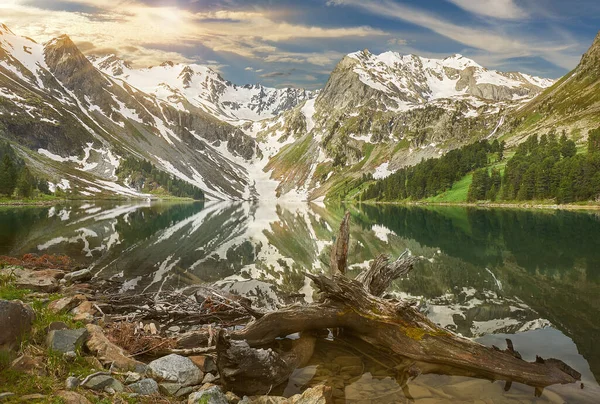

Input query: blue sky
[1,0,599,89]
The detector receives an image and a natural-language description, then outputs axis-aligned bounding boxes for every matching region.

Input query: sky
[1,0,599,89]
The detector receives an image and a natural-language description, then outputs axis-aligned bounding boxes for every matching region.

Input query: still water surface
[1,201,599,402]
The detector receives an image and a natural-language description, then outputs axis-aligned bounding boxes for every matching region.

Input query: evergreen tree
[588,128,600,154]
[560,133,577,158]
[15,167,34,198]
[0,154,17,196]
[467,169,490,202]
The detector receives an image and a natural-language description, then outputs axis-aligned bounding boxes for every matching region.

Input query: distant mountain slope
[254,49,554,200]
[0,23,261,200]
[504,31,600,143]
[90,55,316,124]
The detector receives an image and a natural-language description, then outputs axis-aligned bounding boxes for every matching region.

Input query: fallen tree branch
[223,211,581,393]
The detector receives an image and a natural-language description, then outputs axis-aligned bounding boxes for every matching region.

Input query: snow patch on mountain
[90,55,316,124]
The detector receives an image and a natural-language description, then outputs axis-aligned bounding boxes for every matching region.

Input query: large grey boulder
[0,299,35,351]
[127,379,158,395]
[148,354,203,386]
[188,386,228,404]
[47,329,88,354]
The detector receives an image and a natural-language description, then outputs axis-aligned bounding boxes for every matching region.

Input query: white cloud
[387,38,408,46]
[446,0,528,20]
[0,0,386,68]
[329,0,579,71]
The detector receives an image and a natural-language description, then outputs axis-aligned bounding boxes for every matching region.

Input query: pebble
[65,376,80,390]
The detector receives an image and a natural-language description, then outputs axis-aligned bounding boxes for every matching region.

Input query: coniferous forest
[361,127,600,204]
[0,142,51,199]
[116,157,205,200]
[361,139,504,201]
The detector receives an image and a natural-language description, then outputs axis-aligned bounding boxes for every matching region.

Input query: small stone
[225,391,241,404]
[202,373,219,384]
[48,295,87,314]
[175,386,194,398]
[81,374,124,392]
[0,393,15,401]
[10,355,46,376]
[64,351,77,361]
[190,355,217,373]
[104,387,116,395]
[66,376,80,390]
[125,371,142,384]
[128,378,159,395]
[64,268,92,283]
[289,385,333,404]
[188,385,228,404]
[83,356,104,370]
[19,394,45,401]
[148,354,203,386]
[56,391,92,404]
[159,382,183,396]
[45,321,69,333]
[71,301,97,323]
[47,328,88,354]
[167,326,181,333]
[85,324,146,373]
[144,322,158,335]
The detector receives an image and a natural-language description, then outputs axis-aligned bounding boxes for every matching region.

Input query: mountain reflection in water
[1,201,599,402]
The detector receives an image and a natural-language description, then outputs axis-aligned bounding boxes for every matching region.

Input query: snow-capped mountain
[0,21,561,202]
[346,50,553,109]
[90,55,316,124]
[255,49,555,200]
[0,24,261,200]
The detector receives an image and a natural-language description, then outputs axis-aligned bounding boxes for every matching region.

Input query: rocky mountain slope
[90,55,315,124]
[254,50,554,200]
[0,23,283,200]
[503,31,600,144]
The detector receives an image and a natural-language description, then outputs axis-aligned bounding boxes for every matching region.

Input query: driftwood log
[217,212,581,396]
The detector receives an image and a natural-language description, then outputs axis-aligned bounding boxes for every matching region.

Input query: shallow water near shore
[1,200,599,402]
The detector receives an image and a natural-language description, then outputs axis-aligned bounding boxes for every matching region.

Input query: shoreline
[351,200,600,211]
[0,196,202,207]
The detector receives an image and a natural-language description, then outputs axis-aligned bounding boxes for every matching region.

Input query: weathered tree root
[217,212,581,395]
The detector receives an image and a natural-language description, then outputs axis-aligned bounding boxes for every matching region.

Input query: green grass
[426,173,473,203]
[0,194,63,205]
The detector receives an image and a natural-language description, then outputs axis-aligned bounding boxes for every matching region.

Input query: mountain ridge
[1,21,575,202]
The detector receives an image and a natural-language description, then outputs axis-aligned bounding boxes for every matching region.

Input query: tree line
[468,129,600,203]
[361,139,504,201]
[0,142,51,199]
[116,157,205,200]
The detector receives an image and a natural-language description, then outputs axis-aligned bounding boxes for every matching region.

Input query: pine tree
[0,154,17,196]
[560,134,577,158]
[15,167,35,198]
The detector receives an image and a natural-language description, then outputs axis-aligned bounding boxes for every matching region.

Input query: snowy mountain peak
[89,54,132,76]
[343,48,553,108]
[90,54,315,124]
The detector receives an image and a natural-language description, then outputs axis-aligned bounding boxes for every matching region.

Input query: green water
[1,201,599,402]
